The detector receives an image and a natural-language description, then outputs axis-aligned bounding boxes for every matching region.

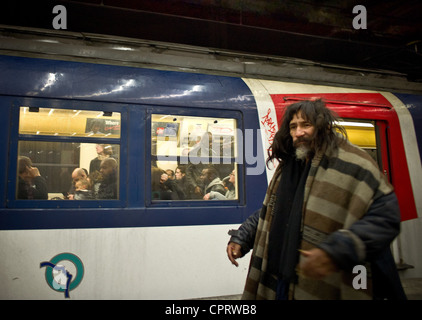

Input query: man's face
[100,162,113,178]
[175,168,184,180]
[21,166,33,182]
[289,112,315,159]
[96,144,103,154]
[229,170,235,184]
[72,170,87,184]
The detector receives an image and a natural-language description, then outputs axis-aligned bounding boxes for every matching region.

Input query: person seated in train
[165,169,175,180]
[199,165,226,199]
[73,178,95,200]
[67,167,88,200]
[183,161,206,199]
[97,158,118,199]
[151,166,185,200]
[89,144,113,174]
[87,170,103,199]
[17,156,48,200]
[151,166,164,200]
[175,165,196,199]
[203,169,236,200]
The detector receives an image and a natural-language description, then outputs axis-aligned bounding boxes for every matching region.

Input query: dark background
[1,0,421,81]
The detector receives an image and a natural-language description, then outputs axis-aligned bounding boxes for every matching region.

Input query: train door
[340,119,390,180]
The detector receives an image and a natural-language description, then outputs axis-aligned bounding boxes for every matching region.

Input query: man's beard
[294,138,314,161]
[295,144,311,161]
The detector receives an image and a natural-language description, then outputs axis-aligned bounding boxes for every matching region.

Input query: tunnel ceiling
[1,0,421,81]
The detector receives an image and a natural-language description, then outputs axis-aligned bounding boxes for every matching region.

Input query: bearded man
[227,99,406,300]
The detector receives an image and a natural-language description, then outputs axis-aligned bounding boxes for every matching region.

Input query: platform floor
[199,278,422,300]
[402,278,422,300]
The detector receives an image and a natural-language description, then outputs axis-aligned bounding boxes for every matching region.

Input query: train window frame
[146,107,245,207]
[338,118,390,180]
[373,119,392,182]
[7,98,127,209]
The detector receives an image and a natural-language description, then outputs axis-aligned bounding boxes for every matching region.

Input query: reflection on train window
[19,107,121,138]
[16,106,120,201]
[338,120,378,162]
[151,114,238,201]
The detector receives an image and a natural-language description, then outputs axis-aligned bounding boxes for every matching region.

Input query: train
[0,27,421,299]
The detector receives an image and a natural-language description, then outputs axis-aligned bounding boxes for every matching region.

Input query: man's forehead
[290,111,309,123]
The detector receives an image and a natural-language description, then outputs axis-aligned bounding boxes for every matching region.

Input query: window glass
[16,107,120,201]
[151,114,238,201]
[19,107,120,138]
[338,120,377,162]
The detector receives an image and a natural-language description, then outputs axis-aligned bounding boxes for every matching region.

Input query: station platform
[199,278,422,300]
[402,278,422,300]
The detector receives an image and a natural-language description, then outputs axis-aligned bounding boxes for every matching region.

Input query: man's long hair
[266,99,347,167]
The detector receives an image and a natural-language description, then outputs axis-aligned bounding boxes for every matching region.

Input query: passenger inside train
[200,166,226,198]
[204,170,236,200]
[174,165,195,199]
[73,178,95,200]
[89,144,114,174]
[97,158,119,200]
[17,156,48,200]
[152,166,186,200]
[68,168,88,200]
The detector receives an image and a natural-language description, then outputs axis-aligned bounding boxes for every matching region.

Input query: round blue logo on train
[40,253,84,298]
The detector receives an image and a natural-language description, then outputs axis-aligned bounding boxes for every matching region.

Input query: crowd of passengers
[151,131,237,201]
[152,163,236,201]
[17,154,235,202]
[17,144,118,200]
[17,155,118,200]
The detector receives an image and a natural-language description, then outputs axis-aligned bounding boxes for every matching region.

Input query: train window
[151,114,238,201]
[19,107,120,138]
[16,106,121,201]
[338,120,378,163]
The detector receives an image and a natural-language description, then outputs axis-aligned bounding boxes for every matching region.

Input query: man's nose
[295,127,305,137]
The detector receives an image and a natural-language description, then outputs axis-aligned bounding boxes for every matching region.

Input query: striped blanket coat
[242,138,394,300]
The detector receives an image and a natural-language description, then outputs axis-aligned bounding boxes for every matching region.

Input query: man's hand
[27,166,41,179]
[194,186,203,196]
[227,242,242,267]
[298,248,338,279]
[160,173,169,183]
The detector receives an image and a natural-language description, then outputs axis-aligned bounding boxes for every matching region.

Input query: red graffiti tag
[261,108,277,150]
